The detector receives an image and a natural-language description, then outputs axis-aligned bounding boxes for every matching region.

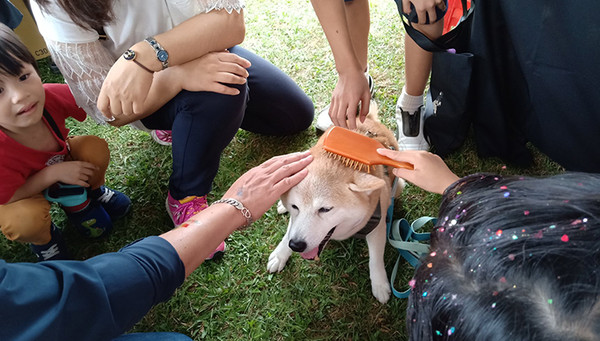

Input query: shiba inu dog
[267,103,403,303]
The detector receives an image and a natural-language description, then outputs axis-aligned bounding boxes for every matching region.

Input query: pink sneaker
[166,192,224,260]
[165,192,208,226]
[206,241,226,261]
[151,130,172,146]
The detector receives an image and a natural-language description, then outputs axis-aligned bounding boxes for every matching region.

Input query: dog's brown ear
[348,172,386,194]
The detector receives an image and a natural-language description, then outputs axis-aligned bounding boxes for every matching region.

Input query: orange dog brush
[322,126,414,173]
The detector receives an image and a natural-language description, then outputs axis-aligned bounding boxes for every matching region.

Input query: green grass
[1,0,563,339]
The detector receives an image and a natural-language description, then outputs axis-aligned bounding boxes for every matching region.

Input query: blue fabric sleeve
[0,0,23,29]
[0,236,185,341]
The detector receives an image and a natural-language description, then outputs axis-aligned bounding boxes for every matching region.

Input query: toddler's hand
[48,161,98,188]
[376,149,459,194]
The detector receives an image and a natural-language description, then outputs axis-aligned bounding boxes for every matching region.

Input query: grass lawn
[1,0,564,339]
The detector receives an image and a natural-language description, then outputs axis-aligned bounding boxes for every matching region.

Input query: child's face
[0,62,45,133]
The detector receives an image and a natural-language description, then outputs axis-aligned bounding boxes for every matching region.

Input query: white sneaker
[396,100,429,151]
[315,104,334,132]
[315,74,375,133]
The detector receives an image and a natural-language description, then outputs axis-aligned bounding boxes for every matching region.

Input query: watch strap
[144,36,169,69]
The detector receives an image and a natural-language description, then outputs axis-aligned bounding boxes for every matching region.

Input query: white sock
[397,86,423,115]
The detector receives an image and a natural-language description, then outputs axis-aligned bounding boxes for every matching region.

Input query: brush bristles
[325,151,371,173]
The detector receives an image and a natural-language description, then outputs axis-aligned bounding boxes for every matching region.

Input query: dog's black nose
[289,239,307,252]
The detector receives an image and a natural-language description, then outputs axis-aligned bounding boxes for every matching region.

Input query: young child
[408,172,600,340]
[376,149,600,340]
[0,24,131,261]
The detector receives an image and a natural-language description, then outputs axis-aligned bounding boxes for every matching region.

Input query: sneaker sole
[165,196,178,227]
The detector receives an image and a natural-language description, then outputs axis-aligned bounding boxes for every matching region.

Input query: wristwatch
[144,36,169,69]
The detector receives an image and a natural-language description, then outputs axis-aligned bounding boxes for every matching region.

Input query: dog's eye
[319,207,332,213]
[291,204,299,210]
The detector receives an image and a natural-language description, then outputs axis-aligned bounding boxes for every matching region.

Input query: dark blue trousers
[141,46,314,199]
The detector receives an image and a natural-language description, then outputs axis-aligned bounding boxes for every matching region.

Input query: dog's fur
[267,104,403,303]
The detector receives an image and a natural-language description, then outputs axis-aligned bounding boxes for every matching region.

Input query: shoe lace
[169,196,208,222]
[96,188,115,204]
[40,244,60,260]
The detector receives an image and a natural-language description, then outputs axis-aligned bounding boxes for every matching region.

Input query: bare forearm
[310,0,361,73]
[8,168,57,204]
[159,204,246,277]
[132,10,246,72]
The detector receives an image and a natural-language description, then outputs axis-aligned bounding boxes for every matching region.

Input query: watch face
[123,49,136,60]
[157,50,169,62]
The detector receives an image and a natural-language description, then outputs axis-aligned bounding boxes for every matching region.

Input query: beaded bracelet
[212,198,253,228]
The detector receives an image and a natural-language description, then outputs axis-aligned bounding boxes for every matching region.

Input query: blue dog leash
[386,179,436,298]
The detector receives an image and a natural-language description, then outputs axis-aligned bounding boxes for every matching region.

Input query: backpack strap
[43,109,64,141]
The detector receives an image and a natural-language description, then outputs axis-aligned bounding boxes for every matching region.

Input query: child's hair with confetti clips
[407,172,600,341]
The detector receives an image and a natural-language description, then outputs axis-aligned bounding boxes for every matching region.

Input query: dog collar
[353,200,382,239]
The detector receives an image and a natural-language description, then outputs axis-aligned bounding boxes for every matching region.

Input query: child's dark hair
[408,172,600,341]
[0,23,39,76]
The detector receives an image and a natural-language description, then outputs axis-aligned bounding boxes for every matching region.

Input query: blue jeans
[113,332,192,340]
[141,46,314,199]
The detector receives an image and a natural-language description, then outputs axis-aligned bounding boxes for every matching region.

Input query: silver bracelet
[212,198,253,227]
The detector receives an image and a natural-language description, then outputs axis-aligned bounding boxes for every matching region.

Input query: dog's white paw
[371,280,392,304]
[276,200,288,214]
[267,249,290,273]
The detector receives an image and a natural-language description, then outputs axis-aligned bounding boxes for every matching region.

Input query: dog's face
[280,154,387,260]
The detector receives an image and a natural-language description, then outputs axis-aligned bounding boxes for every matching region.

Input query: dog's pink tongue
[301,246,319,260]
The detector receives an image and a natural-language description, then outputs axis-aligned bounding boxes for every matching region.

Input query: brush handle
[379,156,415,170]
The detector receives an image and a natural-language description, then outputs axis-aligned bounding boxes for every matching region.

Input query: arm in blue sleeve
[0,0,23,29]
[0,236,185,341]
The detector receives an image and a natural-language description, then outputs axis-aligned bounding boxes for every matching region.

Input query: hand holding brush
[376,149,459,194]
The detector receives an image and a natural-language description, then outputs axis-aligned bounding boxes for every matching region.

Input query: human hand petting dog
[161,151,312,277]
[221,151,313,220]
[376,149,459,194]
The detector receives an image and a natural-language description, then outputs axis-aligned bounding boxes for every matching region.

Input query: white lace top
[30,0,245,126]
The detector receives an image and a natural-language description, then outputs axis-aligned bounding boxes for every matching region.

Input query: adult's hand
[160,151,312,276]
[376,149,459,194]
[176,51,251,95]
[222,151,313,220]
[329,69,371,130]
[97,56,154,120]
[402,0,447,24]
